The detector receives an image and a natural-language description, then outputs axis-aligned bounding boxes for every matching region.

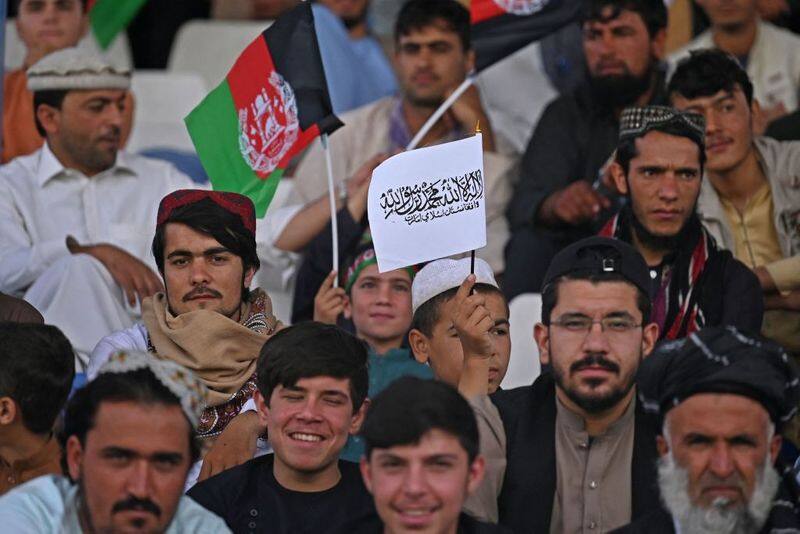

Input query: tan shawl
[141,289,280,406]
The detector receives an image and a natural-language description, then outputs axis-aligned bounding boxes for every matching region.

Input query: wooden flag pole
[321,133,340,287]
[406,73,476,151]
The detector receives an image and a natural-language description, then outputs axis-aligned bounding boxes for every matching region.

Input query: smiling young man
[0,350,230,533]
[342,377,510,534]
[188,322,375,533]
[668,49,800,354]
[604,105,762,339]
[89,189,282,486]
[460,236,662,532]
[615,327,800,532]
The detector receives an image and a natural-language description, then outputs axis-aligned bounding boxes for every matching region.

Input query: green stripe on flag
[90,0,147,50]
[185,82,281,218]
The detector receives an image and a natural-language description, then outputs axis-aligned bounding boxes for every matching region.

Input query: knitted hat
[412,257,498,315]
[27,47,130,92]
[618,105,705,148]
[157,189,256,236]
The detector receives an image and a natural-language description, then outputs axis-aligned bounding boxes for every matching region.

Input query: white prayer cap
[27,47,130,92]
[412,257,499,315]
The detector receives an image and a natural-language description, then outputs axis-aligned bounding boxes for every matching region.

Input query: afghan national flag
[87,0,147,50]
[185,3,343,217]
[472,0,583,71]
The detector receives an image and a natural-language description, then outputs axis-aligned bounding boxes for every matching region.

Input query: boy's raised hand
[452,274,495,360]
[314,270,346,325]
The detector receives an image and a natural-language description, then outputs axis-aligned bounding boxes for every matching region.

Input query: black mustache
[112,496,161,517]
[183,286,222,302]
[570,353,620,374]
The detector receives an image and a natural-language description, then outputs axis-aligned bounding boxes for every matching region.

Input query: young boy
[188,322,375,532]
[408,258,511,394]
[345,376,511,533]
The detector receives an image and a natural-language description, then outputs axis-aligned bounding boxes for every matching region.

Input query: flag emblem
[493,0,550,15]
[238,71,300,175]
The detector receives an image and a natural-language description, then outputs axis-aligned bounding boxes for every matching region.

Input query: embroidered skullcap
[543,236,651,297]
[412,257,498,315]
[637,326,800,428]
[27,47,130,92]
[618,105,705,148]
[97,350,209,429]
[344,246,416,293]
[157,189,256,236]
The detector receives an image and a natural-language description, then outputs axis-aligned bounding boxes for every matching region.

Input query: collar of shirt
[555,391,637,438]
[35,142,138,187]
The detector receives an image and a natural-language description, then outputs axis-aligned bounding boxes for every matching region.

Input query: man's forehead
[584,7,647,29]
[372,429,467,459]
[66,89,127,102]
[667,393,771,434]
[86,401,190,450]
[276,375,353,396]
[672,88,742,109]
[163,222,225,252]
[397,20,461,44]
[633,130,702,163]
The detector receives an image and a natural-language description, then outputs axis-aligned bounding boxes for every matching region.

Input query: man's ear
[656,434,670,457]
[342,294,353,320]
[534,323,550,367]
[466,455,486,495]
[642,322,659,358]
[254,390,270,428]
[349,398,370,435]
[243,266,257,289]
[465,49,476,74]
[408,329,430,364]
[610,162,629,195]
[650,28,667,61]
[36,103,62,137]
[0,397,17,426]
[66,435,84,481]
[360,456,374,494]
[770,432,782,464]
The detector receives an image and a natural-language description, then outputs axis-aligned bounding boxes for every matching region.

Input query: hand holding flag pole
[321,134,340,287]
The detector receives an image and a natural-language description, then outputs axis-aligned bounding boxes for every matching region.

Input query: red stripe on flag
[279,124,320,170]
[226,35,276,114]
[471,0,507,24]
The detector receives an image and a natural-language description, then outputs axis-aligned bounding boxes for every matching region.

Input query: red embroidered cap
[157,190,256,236]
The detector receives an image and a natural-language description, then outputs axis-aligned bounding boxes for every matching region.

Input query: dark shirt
[187,454,374,534]
[340,512,512,534]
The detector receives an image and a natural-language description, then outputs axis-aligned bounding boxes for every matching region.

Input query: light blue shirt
[0,475,231,533]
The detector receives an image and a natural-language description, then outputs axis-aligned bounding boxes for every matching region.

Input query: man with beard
[0,47,195,367]
[605,105,763,339]
[459,236,662,532]
[0,350,231,533]
[265,0,514,323]
[504,0,669,299]
[669,50,800,355]
[88,190,283,487]
[615,326,800,533]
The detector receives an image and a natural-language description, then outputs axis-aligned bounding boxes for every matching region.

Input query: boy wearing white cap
[408,257,511,395]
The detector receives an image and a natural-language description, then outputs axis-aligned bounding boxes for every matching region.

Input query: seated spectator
[461,236,661,531]
[669,50,800,354]
[90,190,283,485]
[668,0,800,126]
[0,323,73,496]
[314,245,433,460]
[0,350,230,532]
[4,0,133,163]
[0,48,195,366]
[267,0,514,305]
[345,377,511,533]
[0,294,42,324]
[616,326,800,532]
[408,257,510,394]
[606,105,763,338]
[188,322,375,533]
[504,0,669,299]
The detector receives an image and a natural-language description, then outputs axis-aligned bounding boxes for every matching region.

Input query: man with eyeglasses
[604,105,762,340]
[458,236,662,533]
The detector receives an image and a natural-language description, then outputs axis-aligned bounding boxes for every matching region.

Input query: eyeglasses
[550,316,643,335]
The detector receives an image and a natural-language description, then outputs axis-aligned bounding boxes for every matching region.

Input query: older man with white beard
[614,326,800,533]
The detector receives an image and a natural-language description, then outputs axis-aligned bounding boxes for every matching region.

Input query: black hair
[256,322,369,412]
[14,0,87,14]
[541,272,651,326]
[32,90,68,138]
[395,0,470,52]
[411,283,507,337]
[0,323,74,435]
[668,48,754,107]
[361,377,479,462]
[615,121,706,175]
[151,197,260,300]
[60,368,200,476]
[581,0,667,37]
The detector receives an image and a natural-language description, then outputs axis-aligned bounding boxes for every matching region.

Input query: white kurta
[0,144,196,366]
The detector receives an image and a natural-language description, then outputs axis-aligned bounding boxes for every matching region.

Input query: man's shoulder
[0,150,42,185]
[0,475,72,531]
[668,30,713,64]
[755,136,800,187]
[173,495,232,533]
[759,19,800,46]
[339,96,395,124]
[88,323,149,379]
[460,513,514,533]
[190,454,272,500]
[491,373,554,419]
[117,151,194,186]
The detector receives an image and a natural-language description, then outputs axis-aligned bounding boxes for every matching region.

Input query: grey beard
[657,452,780,534]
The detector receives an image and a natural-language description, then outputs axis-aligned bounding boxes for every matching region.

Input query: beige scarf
[141,290,279,406]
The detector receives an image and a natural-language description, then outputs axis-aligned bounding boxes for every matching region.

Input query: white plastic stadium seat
[168,20,272,90]
[126,70,208,153]
[501,293,542,389]
[4,20,132,70]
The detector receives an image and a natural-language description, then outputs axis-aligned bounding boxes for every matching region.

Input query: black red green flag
[472,0,583,71]
[185,2,343,216]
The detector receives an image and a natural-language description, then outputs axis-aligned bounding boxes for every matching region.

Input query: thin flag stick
[406,73,475,151]
[321,133,339,287]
